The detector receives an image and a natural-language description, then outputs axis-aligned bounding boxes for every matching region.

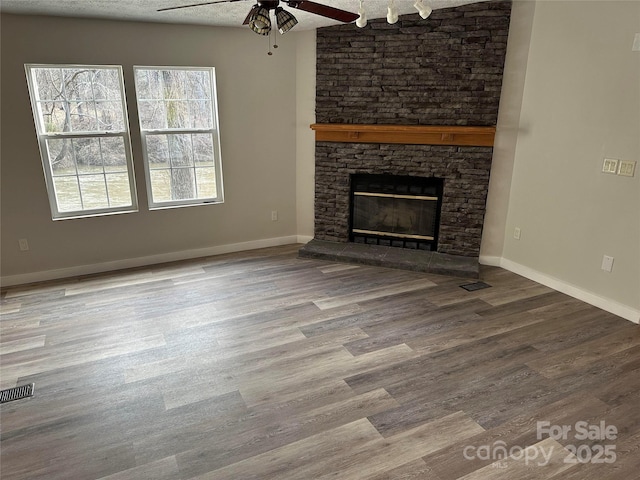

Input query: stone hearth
[299,239,479,278]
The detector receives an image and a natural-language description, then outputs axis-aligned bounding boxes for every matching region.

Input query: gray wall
[501,0,640,316]
[1,14,299,281]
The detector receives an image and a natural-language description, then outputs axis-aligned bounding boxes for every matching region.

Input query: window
[134,67,224,208]
[25,65,137,219]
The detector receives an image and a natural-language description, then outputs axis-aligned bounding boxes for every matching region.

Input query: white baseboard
[497,257,639,324]
[0,235,301,288]
[296,235,313,244]
[479,255,502,267]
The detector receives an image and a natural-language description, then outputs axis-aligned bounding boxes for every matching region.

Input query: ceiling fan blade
[286,1,358,23]
[157,0,247,13]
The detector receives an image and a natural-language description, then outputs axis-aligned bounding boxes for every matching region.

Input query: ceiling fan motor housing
[257,0,281,8]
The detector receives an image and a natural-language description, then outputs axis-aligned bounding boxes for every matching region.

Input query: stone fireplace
[299,1,511,277]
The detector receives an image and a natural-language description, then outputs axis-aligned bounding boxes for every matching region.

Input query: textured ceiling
[0,0,488,31]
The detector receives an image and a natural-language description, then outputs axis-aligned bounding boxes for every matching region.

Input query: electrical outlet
[602,158,618,174]
[271,210,278,221]
[18,238,29,251]
[513,227,521,240]
[601,255,614,273]
[618,160,636,177]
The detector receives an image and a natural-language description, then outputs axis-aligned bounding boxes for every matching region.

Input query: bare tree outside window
[25,65,137,219]
[134,67,223,208]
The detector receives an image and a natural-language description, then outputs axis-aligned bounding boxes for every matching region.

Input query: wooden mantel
[310,124,496,147]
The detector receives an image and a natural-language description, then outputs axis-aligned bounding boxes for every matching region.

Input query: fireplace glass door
[350,174,443,250]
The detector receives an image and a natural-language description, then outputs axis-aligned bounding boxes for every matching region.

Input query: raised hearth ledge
[299,239,479,279]
[310,124,496,147]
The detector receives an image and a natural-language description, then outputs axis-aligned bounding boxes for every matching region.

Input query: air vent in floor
[0,383,35,404]
[460,281,491,292]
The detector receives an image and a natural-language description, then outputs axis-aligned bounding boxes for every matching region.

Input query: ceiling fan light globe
[276,7,298,34]
[249,6,271,35]
[386,8,398,24]
[414,0,433,19]
[356,0,367,28]
[387,0,398,24]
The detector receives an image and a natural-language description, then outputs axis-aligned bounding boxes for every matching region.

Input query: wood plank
[182,419,383,480]
[96,456,179,480]
[313,278,437,310]
[310,124,496,146]
[456,437,576,480]
[0,335,46,355]
[526,326,640,378]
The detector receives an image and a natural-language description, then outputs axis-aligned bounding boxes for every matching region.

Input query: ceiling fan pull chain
[267,13,278,56]
[272,16,279,50]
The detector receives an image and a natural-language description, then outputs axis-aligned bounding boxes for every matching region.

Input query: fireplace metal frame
[349,174,444,251]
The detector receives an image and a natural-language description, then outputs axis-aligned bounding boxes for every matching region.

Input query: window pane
[79,175,108,209]
[136,70,163,100]
[34,68,63,100]
[193,134,214,166]
[165,101,190,129]
[94,101,124,131]
[54,177,82,212]
[190,100,212,129]
[171,168,196,200]
[187,71,211,100]
[66,69,94,101]
[105,173,132,207]
[39,101,69,133]
[46,138,76,176]
[93,69,121,100]
[162,70,189,99]
[68,101,98,131]
[73,138,103,174]
[27,64,137,218]
[150,170,171,202]
[168,134,193,167]
[146,135,170,169]
[195,167,216,198]
[102,137,128,173]
[138,100,166,129]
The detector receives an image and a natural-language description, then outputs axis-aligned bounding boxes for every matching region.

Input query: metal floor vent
[0,383,35,404]
[460,281,492,292]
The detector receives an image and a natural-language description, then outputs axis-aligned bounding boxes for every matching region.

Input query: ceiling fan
[158,0,359,35]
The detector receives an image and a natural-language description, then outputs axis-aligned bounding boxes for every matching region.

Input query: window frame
[133,65,224,210]
[25,64,138,220]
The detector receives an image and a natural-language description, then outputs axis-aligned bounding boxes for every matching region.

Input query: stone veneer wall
[315,144,492,256]
[313,1,511,257]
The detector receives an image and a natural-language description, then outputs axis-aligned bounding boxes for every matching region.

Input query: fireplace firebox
[350,174,443,251]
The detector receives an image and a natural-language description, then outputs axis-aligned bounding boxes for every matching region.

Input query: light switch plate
[617,160,636,177]
[602,158,618,174]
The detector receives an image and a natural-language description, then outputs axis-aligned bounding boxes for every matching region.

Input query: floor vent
[0,383,35,404]
[460,281,491,292]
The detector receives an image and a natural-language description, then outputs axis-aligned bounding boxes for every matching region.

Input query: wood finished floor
[1,244,638,479]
